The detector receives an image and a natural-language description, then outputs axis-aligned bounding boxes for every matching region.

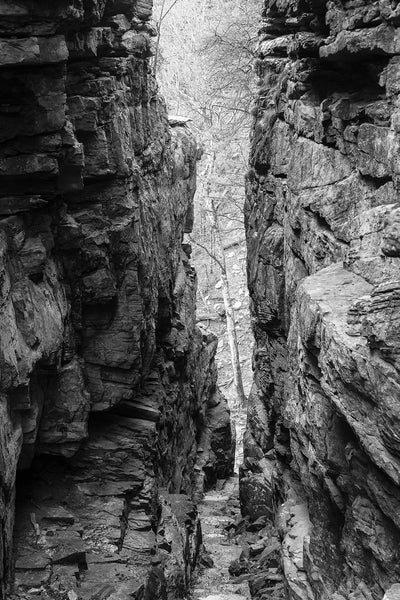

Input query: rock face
[244,2,400,599]
[0,2,234,598]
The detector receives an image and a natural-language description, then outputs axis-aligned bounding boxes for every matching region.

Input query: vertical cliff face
[245,1,400,599]
[0,2,234,598]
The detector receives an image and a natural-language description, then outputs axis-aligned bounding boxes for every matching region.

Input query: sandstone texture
[244,1,400,599]
[0,2,234,599]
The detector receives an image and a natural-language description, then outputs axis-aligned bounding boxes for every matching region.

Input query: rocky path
[191,477,250,600]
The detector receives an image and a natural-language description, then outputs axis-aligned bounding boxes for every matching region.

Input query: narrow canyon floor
[191,476,250,600]
[190,462,285,600]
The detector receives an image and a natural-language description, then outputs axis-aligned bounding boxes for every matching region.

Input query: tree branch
[188,235,225,271]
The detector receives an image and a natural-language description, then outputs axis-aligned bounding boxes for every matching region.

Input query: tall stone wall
[0,2,234,598]
[244,1,400,599]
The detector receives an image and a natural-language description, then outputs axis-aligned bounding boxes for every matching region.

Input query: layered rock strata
[0,2,234,598]
[244,1,400,599]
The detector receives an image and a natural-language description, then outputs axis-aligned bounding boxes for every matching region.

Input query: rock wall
[0,2,234,598]
[244,1,400,599]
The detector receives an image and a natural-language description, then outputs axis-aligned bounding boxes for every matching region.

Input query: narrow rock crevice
[4,2,400,600]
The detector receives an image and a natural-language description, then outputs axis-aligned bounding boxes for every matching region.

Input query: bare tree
[153,0,181,73]
[190,153,247,407]
[152,0,261,407]
[200,1,260,128]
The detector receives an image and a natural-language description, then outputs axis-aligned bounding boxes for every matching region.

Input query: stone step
[193,476,250,600]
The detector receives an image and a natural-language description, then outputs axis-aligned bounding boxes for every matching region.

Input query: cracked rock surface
[0,1,235,598]
[244,1,400,599]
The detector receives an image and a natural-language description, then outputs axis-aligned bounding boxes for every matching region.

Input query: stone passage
[244,1,400,599]
[0,2,235,599]
[192,477,250,600]
[192,474,288,600]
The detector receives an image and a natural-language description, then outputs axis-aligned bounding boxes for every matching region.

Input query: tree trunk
[153,0,166,74]
[208,195,247,407]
